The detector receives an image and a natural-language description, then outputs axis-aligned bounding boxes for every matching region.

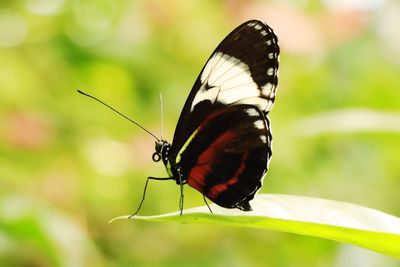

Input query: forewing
[171,20,279,155]
[177,105,272,209]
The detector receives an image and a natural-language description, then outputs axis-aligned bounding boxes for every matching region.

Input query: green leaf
[110,194,400,259]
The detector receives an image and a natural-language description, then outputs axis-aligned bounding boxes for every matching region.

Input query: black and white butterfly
[79,19,279,214]
[147,19,279,213]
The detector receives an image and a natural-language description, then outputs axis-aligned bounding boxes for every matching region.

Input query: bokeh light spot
[323,0,385,11]
[0,10,27,48]
[26,0,65,16]
[84,137,130,176]
[66,0,115,46]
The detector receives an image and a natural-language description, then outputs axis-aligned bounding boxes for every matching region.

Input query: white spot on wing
[268,53,274,59]
[246,108,259,117]
[254,24,262,30]
[260,135,267,143]
[262,83,273,96]
[267,67,274,76]
[254,120,264,129]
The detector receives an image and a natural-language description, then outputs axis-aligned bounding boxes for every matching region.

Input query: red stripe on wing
[208,151,248,199]
[187,130,236,192]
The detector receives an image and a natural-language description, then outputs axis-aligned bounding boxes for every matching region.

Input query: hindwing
[176,105,272,210]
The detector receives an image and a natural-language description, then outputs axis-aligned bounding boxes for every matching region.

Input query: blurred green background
[0,0,399,266]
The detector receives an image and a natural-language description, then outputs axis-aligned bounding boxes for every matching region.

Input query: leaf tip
[108,215,132,223]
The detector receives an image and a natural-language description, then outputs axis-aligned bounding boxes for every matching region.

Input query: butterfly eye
[152,152,161,162]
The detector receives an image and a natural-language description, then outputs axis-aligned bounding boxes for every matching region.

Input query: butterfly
[78,19,279,215]
[140,19,280,214]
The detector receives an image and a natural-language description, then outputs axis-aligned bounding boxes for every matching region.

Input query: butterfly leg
[203,195,213,214]
[179,183,184,215]
[178,173,184,215]
[129,176,173,218]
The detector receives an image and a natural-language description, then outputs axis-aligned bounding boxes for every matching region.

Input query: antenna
[159,92,164,140]
[77,90,160,141]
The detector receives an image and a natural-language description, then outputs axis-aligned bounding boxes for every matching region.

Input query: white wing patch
[190,85,219,111]
[201,53,243,85]
[246,108,259,117]
[236,97,272,111]
[192,52,272,111]
[254,120,265,129]
[260,135,267,143]
[262,83,274,96]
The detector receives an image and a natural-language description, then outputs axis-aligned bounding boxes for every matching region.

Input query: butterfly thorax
[153,140,185,185]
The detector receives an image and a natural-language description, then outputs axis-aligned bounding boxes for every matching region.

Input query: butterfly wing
[169,20,279,209]
[177,105,272,210]
[170,20,279,155]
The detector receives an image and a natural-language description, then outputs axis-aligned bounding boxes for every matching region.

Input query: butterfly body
[150,19,280,212]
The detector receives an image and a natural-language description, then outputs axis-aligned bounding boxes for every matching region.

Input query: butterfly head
[152,140,171,164]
